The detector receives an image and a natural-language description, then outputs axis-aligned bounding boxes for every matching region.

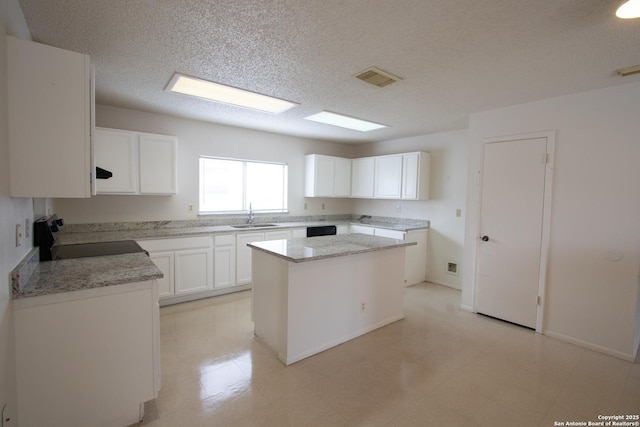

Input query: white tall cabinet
[7,36,94,198]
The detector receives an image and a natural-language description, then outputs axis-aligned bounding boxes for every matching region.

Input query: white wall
[0,1,32,424]
[463,83,640,360]
[53,105,356,223]
[353,130,468,289]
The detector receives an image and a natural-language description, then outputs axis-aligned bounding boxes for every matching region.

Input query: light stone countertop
[247,233,417,263]
[12,251,163,300]
[54,220,428,246]
[12,216,428,300]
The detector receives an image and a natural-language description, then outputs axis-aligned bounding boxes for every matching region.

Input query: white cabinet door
[7,36,92,198]
[334,157,352,197]
[139,133,177,195]
[305,154,351,197]
[94,129,138,194]
[236,232,265,285]
[214,234,236,288]
[149,252,174,298]
[374,155,403,199]
[174,248,213,295]
[402,152,430,200]
[351,157,375,198]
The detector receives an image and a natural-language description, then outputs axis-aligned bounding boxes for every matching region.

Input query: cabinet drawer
[214,234,235,246]
[138,236,212,252]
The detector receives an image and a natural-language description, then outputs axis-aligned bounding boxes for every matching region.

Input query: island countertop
[247,233,416,263]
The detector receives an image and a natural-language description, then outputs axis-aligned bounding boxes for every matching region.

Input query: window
[199,156,288,214]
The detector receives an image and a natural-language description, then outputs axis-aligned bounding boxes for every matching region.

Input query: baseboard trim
[425,278,461,290]
[460,304,474,313]
[544,330,635,362]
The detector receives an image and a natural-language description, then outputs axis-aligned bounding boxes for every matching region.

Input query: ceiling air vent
[354,67,402,88]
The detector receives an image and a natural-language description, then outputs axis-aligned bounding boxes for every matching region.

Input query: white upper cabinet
[139,133,178,195]
[374,155,403,199]
[351,157,375,198]
[321,151,431,201]
[305,154,351,197]
[95,128,177,195]
[401,152,430,200]
[7,36,93,198]
[94,129,138,194]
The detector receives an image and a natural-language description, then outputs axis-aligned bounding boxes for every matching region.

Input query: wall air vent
[354,67,402,88]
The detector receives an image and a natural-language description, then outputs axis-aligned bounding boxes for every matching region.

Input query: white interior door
[476,137,548,329]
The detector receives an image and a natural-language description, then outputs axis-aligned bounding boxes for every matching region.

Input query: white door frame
[473,130,555,332]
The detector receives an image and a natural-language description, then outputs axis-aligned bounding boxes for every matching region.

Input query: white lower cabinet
[349,225,427,285]
[149,251,174,298]
[236,230,292,285]
[236,232,264,285]
[175,248,212,294]
[138,236,213,298]
[214,234,236,288]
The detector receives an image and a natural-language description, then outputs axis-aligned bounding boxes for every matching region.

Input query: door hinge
[545,153,550,164]
[537,296,541,305]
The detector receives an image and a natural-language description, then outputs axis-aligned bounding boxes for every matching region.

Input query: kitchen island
[248,233,416,365]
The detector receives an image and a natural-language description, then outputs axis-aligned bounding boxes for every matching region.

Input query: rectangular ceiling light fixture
[304,111,388,132]
[165,73,298,114]
[617,64,640,77]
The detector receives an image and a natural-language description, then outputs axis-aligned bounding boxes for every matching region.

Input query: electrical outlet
[187,204,193,213]
[396,204,401,212]
[360,302,365,312]
[304,203,307,210]
[321,203,325,210]
[456,208,462,218]
[25,218,30,238]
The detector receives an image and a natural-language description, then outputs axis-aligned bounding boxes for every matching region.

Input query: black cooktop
[51,240,147,260]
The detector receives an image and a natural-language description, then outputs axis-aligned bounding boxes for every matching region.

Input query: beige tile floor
[144,283,639,427]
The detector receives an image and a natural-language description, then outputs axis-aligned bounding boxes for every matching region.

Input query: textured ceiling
[17,0,640,143]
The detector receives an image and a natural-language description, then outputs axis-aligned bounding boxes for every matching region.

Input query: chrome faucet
[247,203,254,224]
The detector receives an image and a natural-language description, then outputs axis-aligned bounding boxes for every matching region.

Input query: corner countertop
[11,249,163,300]
[248,233,416,263]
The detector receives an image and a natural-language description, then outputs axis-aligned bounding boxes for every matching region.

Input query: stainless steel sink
[231,224,277,229]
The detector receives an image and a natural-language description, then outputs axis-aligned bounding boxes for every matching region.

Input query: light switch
[15,224,22,247]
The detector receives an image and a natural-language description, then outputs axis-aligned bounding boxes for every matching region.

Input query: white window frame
[199,156,288,215]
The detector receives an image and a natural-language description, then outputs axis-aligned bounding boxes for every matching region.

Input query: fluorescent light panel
[165,73,298,114]
[616,0,640,18]
[304,111,387,132]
